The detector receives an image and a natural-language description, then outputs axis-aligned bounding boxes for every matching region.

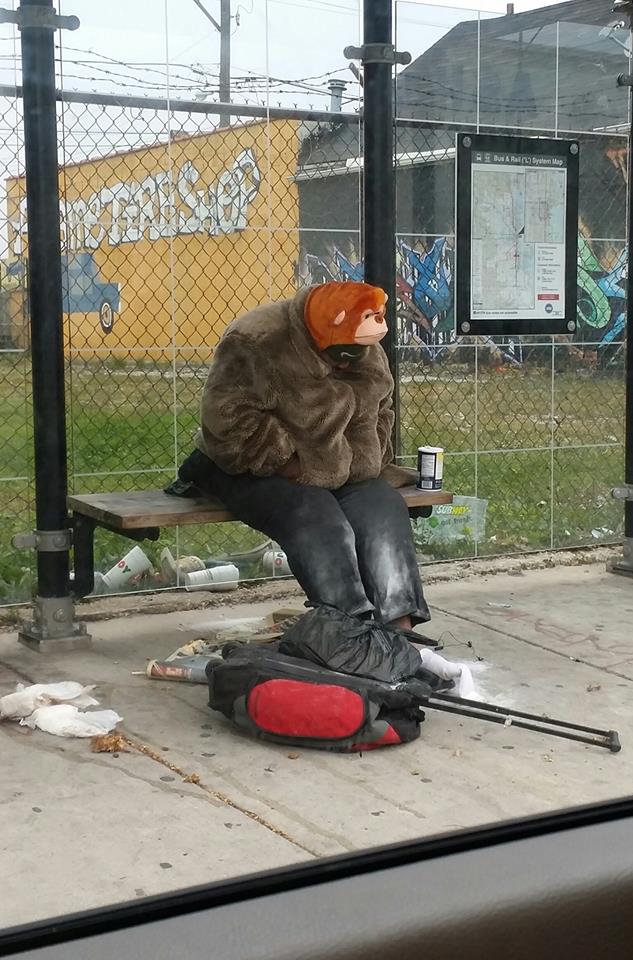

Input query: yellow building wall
[5,119,300,357]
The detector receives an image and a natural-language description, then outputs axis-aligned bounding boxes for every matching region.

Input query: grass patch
[0,355,625,602]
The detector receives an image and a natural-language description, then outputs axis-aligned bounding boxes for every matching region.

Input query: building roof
[396,0,629,130]
[299,0,629,173]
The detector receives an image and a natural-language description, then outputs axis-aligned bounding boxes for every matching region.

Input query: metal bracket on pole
[12,528,72,552]
[343,43,411,67]
[11,528,91,649]
[0,5,79,31]
[612,485,633,502]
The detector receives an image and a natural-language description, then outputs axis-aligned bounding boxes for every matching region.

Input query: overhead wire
[0,41,361,103]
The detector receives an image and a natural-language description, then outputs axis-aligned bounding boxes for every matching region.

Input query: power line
[0,65,356,100]
[5,41,357,94]
[269,0,358,13]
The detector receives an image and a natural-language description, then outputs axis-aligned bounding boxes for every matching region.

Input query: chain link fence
[391,0,628,560]
[0,90,30,603]
[302,0,628,562]
[0,0,628,603]
[0,91,363,600]
[303,119,627,561]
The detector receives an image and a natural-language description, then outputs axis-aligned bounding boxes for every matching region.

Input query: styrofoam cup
[102,546,153,590]
[184,564,239,592]
[263,547,292,577]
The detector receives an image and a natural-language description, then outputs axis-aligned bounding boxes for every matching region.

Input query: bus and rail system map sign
[455,133,579,337]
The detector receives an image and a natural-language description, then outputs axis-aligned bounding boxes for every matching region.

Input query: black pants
[179,450,430,625]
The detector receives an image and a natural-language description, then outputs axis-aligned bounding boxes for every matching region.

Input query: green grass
[399,362,624,556]
[0,356,625,603]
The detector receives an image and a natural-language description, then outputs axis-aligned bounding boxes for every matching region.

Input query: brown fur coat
[197,287,414,489]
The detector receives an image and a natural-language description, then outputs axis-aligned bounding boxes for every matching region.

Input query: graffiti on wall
[9,149,262,256]
[304,233,627,356]
[577,235,626,345]
[6,252,122,332]
[305,238,454,351]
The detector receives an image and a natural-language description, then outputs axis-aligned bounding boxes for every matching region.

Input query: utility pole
[192,0,231,126]
[219,0,231,126]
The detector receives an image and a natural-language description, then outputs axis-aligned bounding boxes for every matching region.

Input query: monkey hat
[304,281,388,364]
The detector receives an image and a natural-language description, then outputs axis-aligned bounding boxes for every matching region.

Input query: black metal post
[611,0,633,576]
[624,30,633,559]
[21,0,67,595]
[361,0,400,453]
[16,0,89,647]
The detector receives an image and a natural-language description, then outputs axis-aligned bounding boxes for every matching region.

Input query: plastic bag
[413,496,488,547]
[20,704,123,738]
[278,606,426,684]
[0,682,98,720]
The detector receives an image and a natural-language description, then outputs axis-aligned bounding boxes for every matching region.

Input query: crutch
[423,692,621,753]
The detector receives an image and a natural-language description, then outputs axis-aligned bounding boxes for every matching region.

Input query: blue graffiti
[333,249,364,282]
[576,236,627,347]
[399,238,453,327]
[595,247,626,344]
[306,234,627,356]
[305,238,454,343]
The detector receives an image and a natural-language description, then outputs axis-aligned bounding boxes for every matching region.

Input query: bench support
[71,513,95,599]
[71,513,160,599]
[14,513,163,649]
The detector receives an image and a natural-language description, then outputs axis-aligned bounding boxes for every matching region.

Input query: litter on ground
[20,704,123,738]
[0,681,122,738]
[0,681,98,719]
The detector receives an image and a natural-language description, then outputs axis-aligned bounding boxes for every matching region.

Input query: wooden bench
[67,486,454,598]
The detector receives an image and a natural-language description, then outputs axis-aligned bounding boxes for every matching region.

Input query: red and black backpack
[206,607,448,752]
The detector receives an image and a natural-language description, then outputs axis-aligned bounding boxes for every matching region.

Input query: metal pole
[625,71,633,563]
[15,0,89,648]
[623,3,633,568]
[0,83,358,124]
[611,0,633,576]
[218,0,231,128]
[361,0,399,453]
[21,0,67,597]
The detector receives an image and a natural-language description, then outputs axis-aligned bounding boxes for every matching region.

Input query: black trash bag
[278,606,446,691]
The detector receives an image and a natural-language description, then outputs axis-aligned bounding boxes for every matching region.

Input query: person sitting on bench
[176,280,430,632]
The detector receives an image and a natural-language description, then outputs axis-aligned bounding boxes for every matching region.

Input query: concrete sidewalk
[1,563,632,929]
